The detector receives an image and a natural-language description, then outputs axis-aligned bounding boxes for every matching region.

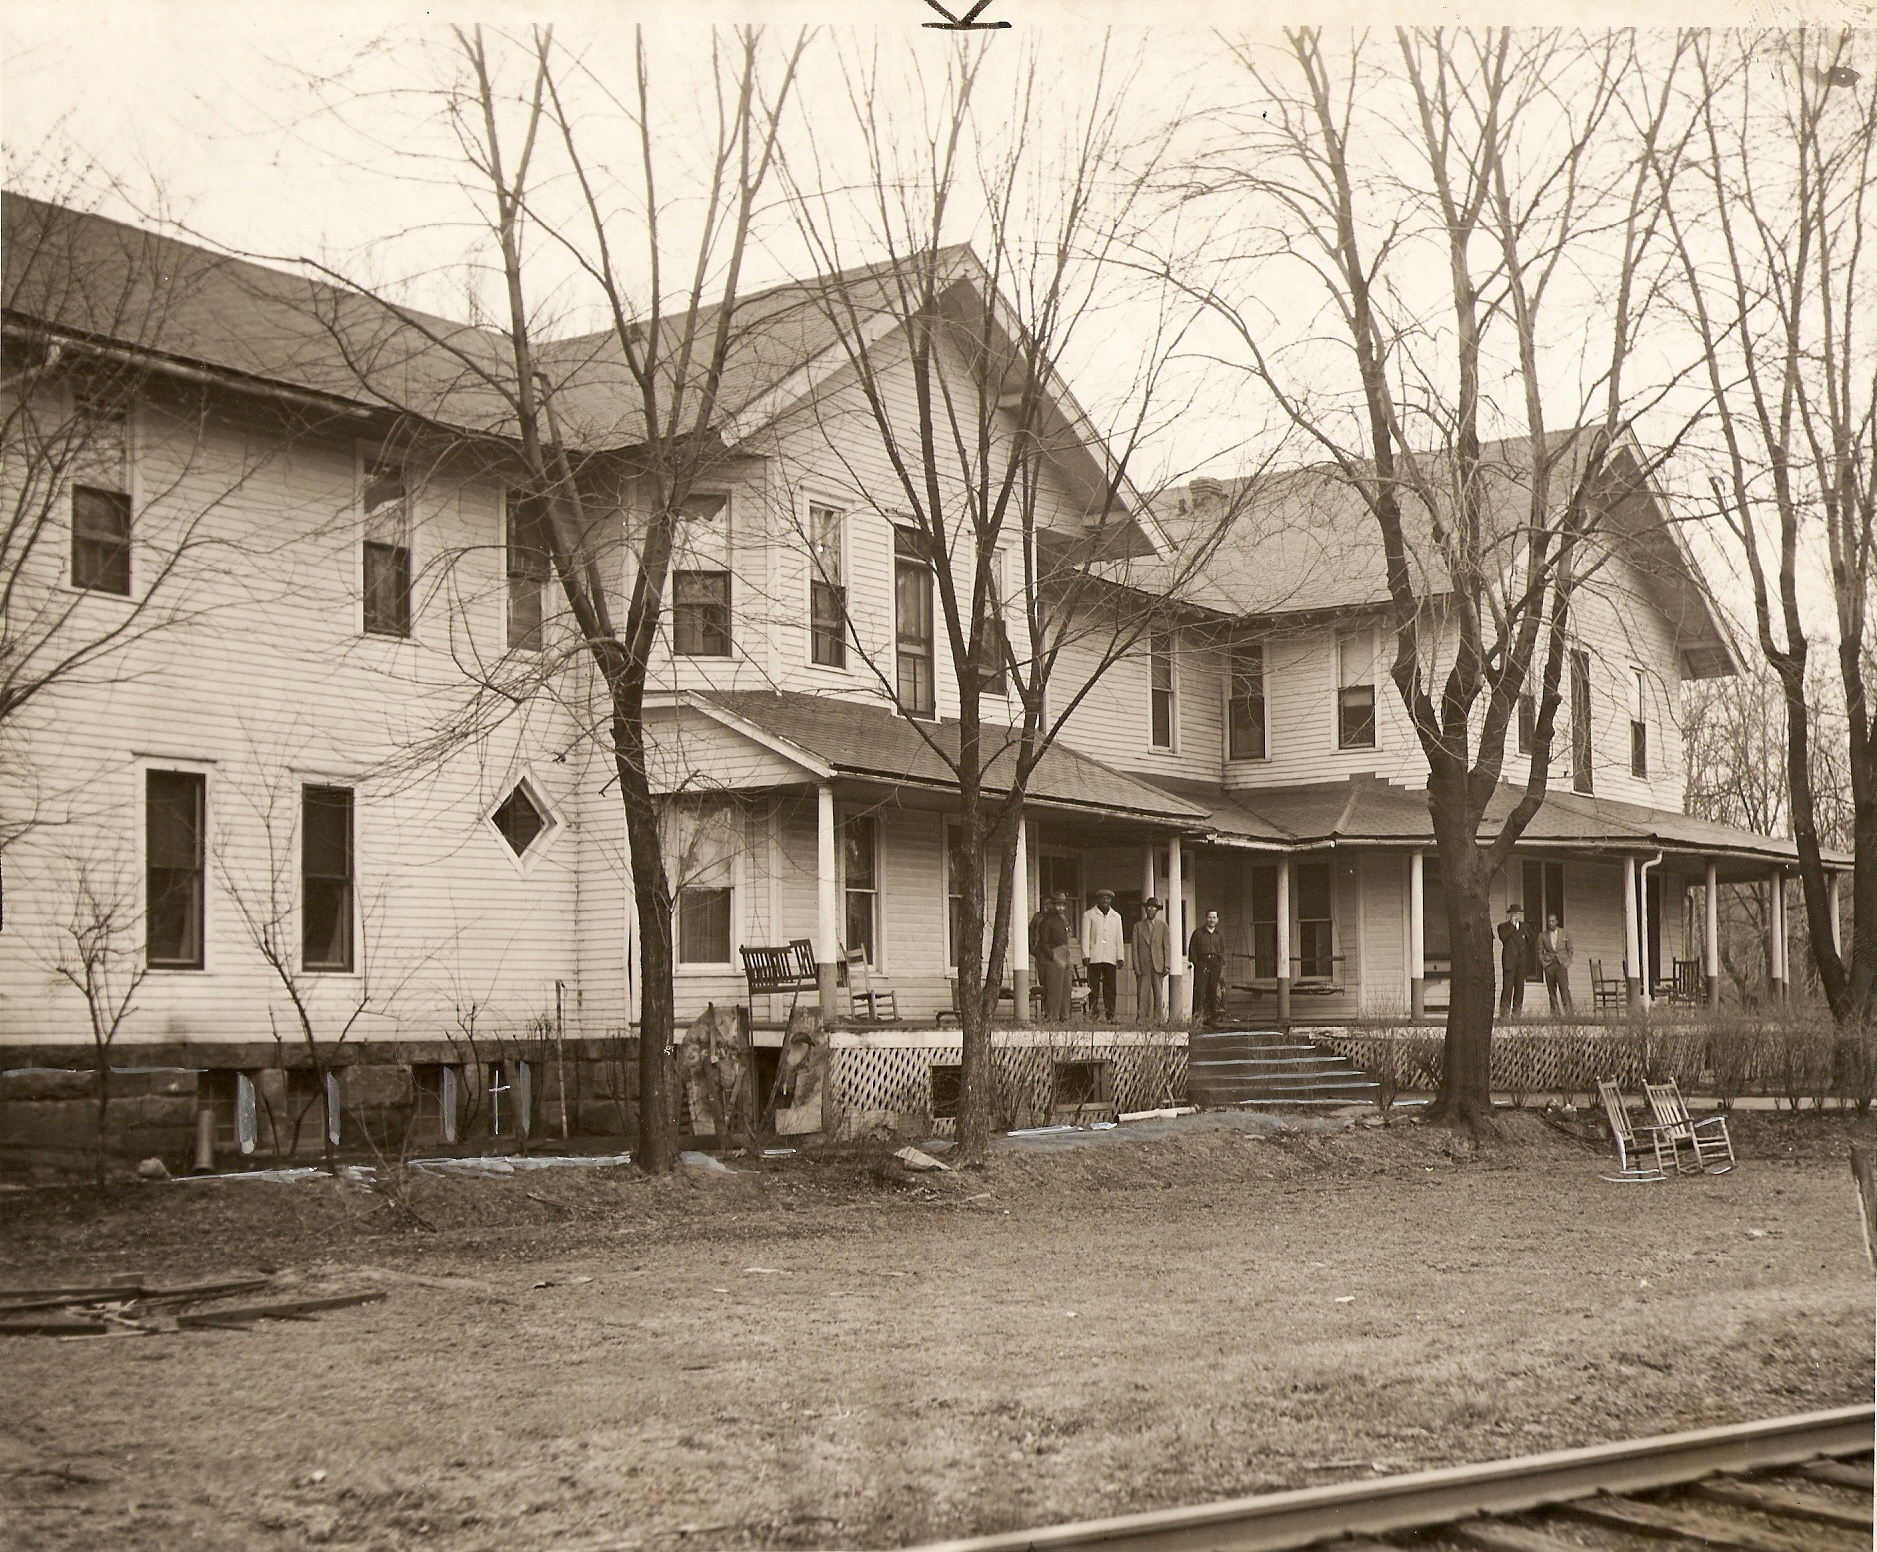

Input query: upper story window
[302,785,355,973]
[673,570,733,656]
[71,486,132,595]
[1570,648,1593,794]
[146,770,205,970]
[979,552,1009,698]
[1229,643,1266,760]
[808,502,845,668]
[1629,666,1649,779]
[506,493,552,652]
[1336,627,1377,750]
[1517,692,1536,756]
[894,525,935,718]
[362,458,411,637]
[1149,632,1176,749]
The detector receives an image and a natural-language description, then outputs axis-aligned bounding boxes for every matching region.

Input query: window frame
[64,385,136,599]
[671,802,740,972]
[1227,641,1267,762]
[1149,631,1177,751]
[805,497,847,670]
[484,773,562,875]
[145,767,208,972]
[300,783,356,974]
[978,550,1010,699]
[1517,692,1537,757]
[894,525,937,719]
[672,567,734,658]
[1335,627,1378,751]
[1293,860,1335,980]
[360,453,413,639]
[1570,648,1594,794]
[1629,664,1649,779]
[841,810,880,967]
[505,489,553,653]
[70,484,132,596]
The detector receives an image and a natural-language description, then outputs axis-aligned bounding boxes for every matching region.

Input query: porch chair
[842,947,899,1023]
[1595,1080,1672,1183]
[1643,1079,1735,1175]
[1665,958,1702,1007]
[1589,958,1626,1012]
[739,938,822,1024]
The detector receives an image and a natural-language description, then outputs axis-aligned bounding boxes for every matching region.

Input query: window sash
[1295,862,1333,978]
[362,541,411,637]
[673,570,733,656]
[146,771,205,969]
[71,486,131,595]
[1517,694,1536,756]
[810,579,846,667]
[1229,647,1265,760]
[1150,634,1176,749]
[895,557,935,716]
[1631,720,1648,779]
[302,786,354,972]
[1570,650,1593,793]
[677,886,733,963]
[506,496,551,651]
[1337,685,1377,749]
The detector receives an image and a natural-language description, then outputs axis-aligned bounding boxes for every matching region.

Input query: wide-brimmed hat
[1142,896,1160,907]
[1508,903,1525,914]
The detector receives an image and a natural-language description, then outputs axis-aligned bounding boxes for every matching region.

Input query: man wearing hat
[1497,901,1531,1015]
[1129,896,1171,1024]
[1036,893,1074,1021]
[1081,887,1124,1021]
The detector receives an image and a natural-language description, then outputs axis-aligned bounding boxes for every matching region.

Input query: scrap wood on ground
[0,1271,385,1338]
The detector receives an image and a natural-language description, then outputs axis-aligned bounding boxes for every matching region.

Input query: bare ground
[1,1109,1871,1552]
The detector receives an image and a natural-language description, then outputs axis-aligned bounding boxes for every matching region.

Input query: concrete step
[1187,1027,1384,1109]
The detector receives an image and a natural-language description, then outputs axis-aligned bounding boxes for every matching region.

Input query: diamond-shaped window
[492,783,549,857]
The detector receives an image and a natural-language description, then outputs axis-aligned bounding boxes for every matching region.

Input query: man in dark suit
[1497,902,1531,1015]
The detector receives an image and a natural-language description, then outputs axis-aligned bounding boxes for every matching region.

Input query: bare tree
[773,37,1247,1162]
[41,856,150,1185]
[1190,29,1695,1129]
[277,25,809,1172]
[1661,29,1875,1022]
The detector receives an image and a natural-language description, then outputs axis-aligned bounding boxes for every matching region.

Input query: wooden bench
[740,939,821,1021]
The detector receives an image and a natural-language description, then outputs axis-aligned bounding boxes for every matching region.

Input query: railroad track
[905,1405,1872,1552]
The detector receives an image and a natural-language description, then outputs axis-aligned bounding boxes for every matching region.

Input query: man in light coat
[1081,887,1124,1021]
[1129,897,1171,1024]
[1538,912,1575,1014]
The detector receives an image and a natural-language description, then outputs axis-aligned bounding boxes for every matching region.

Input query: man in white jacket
[1081,887,1124,1021]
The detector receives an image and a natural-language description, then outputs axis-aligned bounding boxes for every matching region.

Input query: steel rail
[900,1404,1874,1552]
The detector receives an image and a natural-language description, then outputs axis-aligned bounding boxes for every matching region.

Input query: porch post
[1168,834,1187,1020]
[1622,856,1642,1008]
[1276,855,1292,1024]
[1828,869,1844,959]
[1704,860,1720,1009]
[1011,816,1031,1024]
[1408,849,1426,1021]
[1767,868,1785,1006]
[816,783,839,1013]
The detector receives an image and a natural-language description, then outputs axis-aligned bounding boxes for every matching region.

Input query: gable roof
[1144,430,1739,679]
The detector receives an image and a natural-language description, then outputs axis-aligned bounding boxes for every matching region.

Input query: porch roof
[1138,772,1843,868]
[684,690,1213,827]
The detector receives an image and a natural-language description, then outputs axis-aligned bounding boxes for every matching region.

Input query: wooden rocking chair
[1596,1080,1671,1182]
[1589,958,1626,1012]
[842,947,899,1022]
[1643,1079,1735,1174]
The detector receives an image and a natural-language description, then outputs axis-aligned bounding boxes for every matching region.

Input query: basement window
[1053,1060,1112,1110]
[930,1063,962,1120]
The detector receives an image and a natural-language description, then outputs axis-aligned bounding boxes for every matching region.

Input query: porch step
[1186,1027,1382,1110]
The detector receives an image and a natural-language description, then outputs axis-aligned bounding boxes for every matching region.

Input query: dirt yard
[2,1110,1871,1552]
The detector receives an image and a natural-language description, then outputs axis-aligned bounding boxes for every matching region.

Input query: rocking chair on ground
[1643,1079,1735,1174]
[1596,1080,1672,1183]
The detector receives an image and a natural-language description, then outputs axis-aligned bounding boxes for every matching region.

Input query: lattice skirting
[826,1034,1189,1139]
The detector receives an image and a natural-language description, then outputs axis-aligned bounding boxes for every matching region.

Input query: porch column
[1622,856,1642,1008]
[1704,860,1720,1009]
[1276,855,1292,1024]
[1828,870,1844,960]
[1638,861,1653,1008]
[816,784,839,1013]
[1011,816,1031,1024]
[1408,849,1427,1021]
[1767,868,1786,1006]
[1168,834,1187,1020]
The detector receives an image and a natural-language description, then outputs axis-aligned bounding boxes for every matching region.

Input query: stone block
[0,1069,93,1102]
[343,1065,412,1108]
[576,1099,628,1136]
[124,1095,197,1130]
[0,1099,94,1149]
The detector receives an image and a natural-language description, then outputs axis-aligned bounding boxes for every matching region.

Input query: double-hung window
[673,570,732,656]
[302,785,354,972]
[1570,649,1594,794]
[1228,643,1266,760]
[1295,861,1334,978]
[808,502,846,668]
[146,771,205,969]
[673,805,736,965]
[979,554,1009,697]
[894,526,935,718]
[71,393,131,595]
[1336,628,1377,749]
[506,493,552,652]
[1517,692,1537,756]
[1149,632,1176,749]
[843,813,879,964]
[1629,667,1649,779]
[362,459,412,637]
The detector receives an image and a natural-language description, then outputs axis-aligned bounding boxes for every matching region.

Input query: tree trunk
[615,713,678,1174]
[1424,801,1497,1131]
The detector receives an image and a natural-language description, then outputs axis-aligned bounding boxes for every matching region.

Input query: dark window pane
[895,554,935,717]
[71,486,131,595]
[1517,694,1536,756]
[1229,647,1265,760]
[363,542,411,636]
[493,785,548,856]
[1338,685,1376,748]
[1631,720,1648,778]
[678,886,732,963]
[146,771,204,968]
[979,612,1008,696]
[1296,861,1334,978]
[1152,688,1173,748]
[1570,651,1593,793]
[302,786,353,972]
[845,892,876,964]
[842,815,876,889]
[673,570,732,656]
[507,495,552,651]
[811,579,846,667]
